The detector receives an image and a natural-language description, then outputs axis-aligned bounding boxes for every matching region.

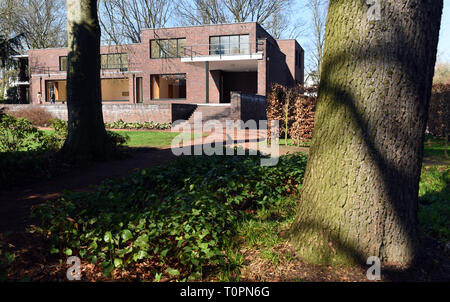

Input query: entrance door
[222,72,257,103]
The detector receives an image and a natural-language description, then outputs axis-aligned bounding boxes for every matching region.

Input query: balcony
[181,42,264,63]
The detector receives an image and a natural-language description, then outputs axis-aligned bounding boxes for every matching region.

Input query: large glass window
[151,74,186,100]
[59,56,67,71]
[150,38,186,59]
[209,34,249,55]
[101,53,128,70]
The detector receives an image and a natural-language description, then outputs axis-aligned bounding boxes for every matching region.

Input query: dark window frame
[59,56,67,71]
[100,53,128,70]
[150,73,187,100]
[150,38,187,59]
[209,34,250,55]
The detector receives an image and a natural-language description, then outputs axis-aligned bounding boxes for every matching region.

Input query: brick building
[18,22,304,122]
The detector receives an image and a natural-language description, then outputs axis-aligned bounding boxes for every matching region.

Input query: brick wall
[230,92,267,128]
[277,40,305,85]
[27,22,302,107]
[2,104,171,123]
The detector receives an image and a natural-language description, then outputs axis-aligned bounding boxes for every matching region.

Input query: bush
[0,116,129,189]
[267,84,317,144]
[34,152,308,279]
[105,119,171,130]
[42,119,129,151]
[0,113,40,152]
[427,84,450,157]
[106,130,130,148]
[7,107,56,127]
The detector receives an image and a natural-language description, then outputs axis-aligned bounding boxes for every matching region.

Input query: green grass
[224,165,450,281]
[278,138,311,147]
[418,165,450,243]
[120,131,204,147]
[424,135,449,160]
[39,130,205,148]
[259,138,311,147]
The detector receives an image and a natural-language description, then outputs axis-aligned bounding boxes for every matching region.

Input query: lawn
[39,130,206,148]
[267,135,448,161]
[424,135,449,160]
[118,131,205,147]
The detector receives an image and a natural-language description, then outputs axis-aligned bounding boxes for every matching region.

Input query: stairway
[173,104,232,130]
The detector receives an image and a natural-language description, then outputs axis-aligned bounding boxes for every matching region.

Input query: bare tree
[305,0,328,83]
[9,0,67,49]
[263,4,293,39]
[176,0,228,26]
[175,0,293,38]
[98,0,174,44]
[0,0,16,37]
[0,0,23,100]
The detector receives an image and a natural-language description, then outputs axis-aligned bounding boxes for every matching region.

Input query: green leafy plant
[0,113,39,152]
[105,119,172,130]
[34,151,308,280]
[0,242,15,281]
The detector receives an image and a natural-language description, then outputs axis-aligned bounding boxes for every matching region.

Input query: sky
[437,0,450,62]
[294,0,450,71]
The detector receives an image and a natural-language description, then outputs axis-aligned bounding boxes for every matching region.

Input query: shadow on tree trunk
[289,0,443,269]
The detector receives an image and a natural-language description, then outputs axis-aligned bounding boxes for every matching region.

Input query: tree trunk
[289,0,443,266]
[62,0,111,160]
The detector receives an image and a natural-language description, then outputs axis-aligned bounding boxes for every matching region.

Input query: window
[101,53,128,70]
[150,38,186,59]
[59,56,67,71]
[151,74,186,100]
[209,34,249,55]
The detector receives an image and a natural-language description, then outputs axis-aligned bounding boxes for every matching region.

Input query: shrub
[33,118,69,151]
[105,119,172,130]
[42,119,129,151]
[289,89,317,144]
[267,84,317,144]
[34,152,308,279]
[427,84,450,157]
[0,116,129,189]
[0,113,39,152]
[7,107,56,127]
[106,130,130,148]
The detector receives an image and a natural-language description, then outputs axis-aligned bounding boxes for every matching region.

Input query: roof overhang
[11,54,29,59]
[181,52,263,63]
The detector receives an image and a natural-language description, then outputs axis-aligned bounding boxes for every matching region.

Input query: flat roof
[140,22,259,32]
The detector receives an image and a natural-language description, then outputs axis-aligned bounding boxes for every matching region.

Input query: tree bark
[62,0,111,160]
[289,0,443,266]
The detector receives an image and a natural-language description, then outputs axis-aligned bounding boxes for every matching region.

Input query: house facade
[23,23,303,107]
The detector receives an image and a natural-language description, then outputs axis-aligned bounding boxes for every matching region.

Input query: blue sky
[292,0,450,71]
[437,0,450,62]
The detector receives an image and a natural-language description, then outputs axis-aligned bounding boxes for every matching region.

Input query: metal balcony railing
[182,42,264,60]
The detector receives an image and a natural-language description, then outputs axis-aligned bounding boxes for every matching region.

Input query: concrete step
[186,106,231,123]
